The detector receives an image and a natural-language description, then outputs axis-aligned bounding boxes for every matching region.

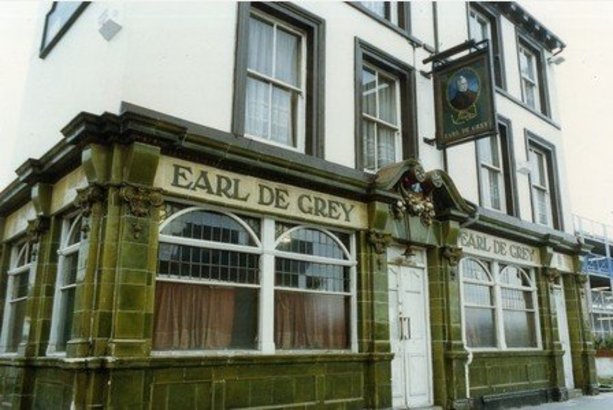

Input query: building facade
[0,2,597,409]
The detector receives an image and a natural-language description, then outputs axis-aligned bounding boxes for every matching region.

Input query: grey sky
[0,1,611,227]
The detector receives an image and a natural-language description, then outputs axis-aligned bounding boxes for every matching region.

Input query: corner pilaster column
[107,142,162,358]
[564,272,598,395]
[429,220,470,410]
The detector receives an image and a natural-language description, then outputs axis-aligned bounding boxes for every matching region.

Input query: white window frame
[244,9,307,153]
[361,62,403,173]
[0,241,33,355]
[152,206,358,356]
[460,257,542,351]
[360,1,399,26]
[47,214,83,356]
[519,44,541,112]
[477,135,506,212]
[529,145,553,227]
[468,7,491,43]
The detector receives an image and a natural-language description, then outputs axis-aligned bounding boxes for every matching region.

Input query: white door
[388,247,432,408]
[553,284,574,389]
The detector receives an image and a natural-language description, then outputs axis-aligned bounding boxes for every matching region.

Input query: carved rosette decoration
[119,184,164,239]
[392,161,442,226]
[25,216,50,261]
[367,230,392,255]
[74,184,106,238]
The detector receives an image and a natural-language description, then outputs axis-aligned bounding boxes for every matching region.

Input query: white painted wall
[12,1,573,233]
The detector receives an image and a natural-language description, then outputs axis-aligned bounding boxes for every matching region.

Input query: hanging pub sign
[433,43,497,148]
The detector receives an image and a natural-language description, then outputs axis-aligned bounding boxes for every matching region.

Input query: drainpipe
[459,207,479,398]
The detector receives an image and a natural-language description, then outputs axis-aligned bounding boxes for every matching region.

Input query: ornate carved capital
[368,230,392,255]
[25,216,49,245]
[119,184,164,239]
[74,184,106,238]
[119,185,164,218]
[442,246,463,267]
[575,274,588,286]
[545,268,561,284]
[74,184,106,218]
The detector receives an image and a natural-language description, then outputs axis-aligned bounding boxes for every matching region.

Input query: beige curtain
[153,281,235,350]
[275,291,348,349]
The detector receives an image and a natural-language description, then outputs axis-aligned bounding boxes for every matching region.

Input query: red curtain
[153,281,236,350]
[275,291,348,349]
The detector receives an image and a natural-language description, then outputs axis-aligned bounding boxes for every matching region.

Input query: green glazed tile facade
[0,115,598,409]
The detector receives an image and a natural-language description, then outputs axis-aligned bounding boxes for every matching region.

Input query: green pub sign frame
[434,45,497,148]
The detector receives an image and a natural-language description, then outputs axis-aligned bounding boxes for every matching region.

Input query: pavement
[510,392,613,409]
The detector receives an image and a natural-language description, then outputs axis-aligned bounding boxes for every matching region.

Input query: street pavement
[510,392,613,409]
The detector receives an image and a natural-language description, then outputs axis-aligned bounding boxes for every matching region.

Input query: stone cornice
[0,105,582,254]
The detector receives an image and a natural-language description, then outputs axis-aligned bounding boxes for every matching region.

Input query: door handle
[399,316,411,340]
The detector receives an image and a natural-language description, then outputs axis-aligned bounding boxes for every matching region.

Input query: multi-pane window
[356,2,410,31]
[461,257,540,349]
[477,136,505,211]
[245,11,305,150]
[468,7,490,43]
[0,242,33,353]
[153,207,356,353]
[154,209,261,350]
[519,44,541,112]
[529,146,552,226]
[361,64,401,172]
[275,225,352,349]
[468,5,504,88]
[499,265,538,347]
[48,215,83,354]
[40,2,89,58]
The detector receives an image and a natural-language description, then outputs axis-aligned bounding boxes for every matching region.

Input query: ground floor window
[0,241,33,353]
[460,257,540,350]
[153,205,356,353]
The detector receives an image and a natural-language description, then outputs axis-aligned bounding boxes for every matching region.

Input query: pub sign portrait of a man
[434,47,496,148]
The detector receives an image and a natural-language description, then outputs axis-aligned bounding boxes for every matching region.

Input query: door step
[567,388,583,399]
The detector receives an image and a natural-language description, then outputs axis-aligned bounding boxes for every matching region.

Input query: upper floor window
[476,120,518,216]
[355,39,416,172]
[477,136,505,212]
[518,40,548,115]
[233,3,325,157]
[468,4,504,88]
[0,242,33,354]
[48,214,83,354]
[40,2,89,58]
[526,133,562,230]
[354,2,410,33]
[460,257,540,350]
[361,64,401,172]
[245,12,306,149]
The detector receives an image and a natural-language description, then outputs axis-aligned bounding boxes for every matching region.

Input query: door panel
[554,286,574,389]
[388,249,432,408]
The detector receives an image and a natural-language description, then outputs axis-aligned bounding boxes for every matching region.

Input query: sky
[0,1,612,229]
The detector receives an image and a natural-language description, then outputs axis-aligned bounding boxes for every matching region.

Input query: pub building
[0,2,597,409]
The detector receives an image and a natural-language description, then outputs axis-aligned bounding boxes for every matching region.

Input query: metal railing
[592,289,613,311]
[574,214,613,244]
[585,253,613,275]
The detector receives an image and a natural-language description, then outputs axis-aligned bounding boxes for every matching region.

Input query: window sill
[151,349,355,357]
[243,133,303,154]
[495,87,561,130]
[346,2,433,51]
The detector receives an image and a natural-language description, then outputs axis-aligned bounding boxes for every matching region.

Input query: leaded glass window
[0,242,33,353]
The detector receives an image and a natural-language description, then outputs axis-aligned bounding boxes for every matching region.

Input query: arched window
[48,214,83,354]
[460,257,540,350]
[274,224,353,349]
[153,208,261,351]
[499,265,538,348]
[0,241,33,353]
[461,258,496,348]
